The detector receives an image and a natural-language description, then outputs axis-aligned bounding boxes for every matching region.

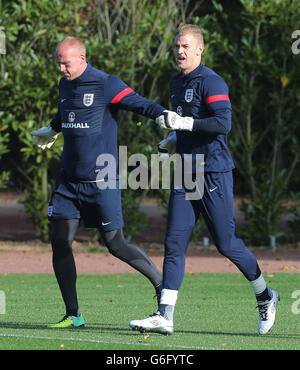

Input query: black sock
[256,287,272,302]
[53,252,79,316]
[51,219,80,317]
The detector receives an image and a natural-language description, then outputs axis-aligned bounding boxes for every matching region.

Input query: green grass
[0,272,299,350]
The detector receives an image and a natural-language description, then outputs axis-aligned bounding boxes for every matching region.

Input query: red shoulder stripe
[205,94,230,104]
[111,88,134,104]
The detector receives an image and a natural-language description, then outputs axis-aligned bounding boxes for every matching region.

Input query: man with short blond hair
[129,24,279,336]
[176,23,204,47]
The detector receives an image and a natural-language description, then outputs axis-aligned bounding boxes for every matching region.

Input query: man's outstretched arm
[106,75,165,119]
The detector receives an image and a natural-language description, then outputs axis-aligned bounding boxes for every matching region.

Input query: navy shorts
[48,174,124,231]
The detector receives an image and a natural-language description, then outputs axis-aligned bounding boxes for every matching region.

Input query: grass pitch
[0,272,299,350]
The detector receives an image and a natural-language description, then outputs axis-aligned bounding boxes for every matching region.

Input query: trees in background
[0,0,300,245]
[201,0,300,244]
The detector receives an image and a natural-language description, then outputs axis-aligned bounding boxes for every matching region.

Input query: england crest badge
[185,89,193,103]
[83,93,94,106]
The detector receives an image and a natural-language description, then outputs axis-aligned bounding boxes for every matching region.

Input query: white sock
[160,288,178,306]
[158,289,178,321]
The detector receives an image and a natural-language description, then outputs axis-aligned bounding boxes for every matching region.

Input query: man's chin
[62,73,72,80]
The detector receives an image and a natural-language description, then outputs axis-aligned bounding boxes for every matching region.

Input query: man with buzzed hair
[129,24,279,335]
[31,37,165,328]
[55,37,86,81]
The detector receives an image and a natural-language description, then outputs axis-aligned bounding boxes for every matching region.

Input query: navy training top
[50,63,165,182]
[170,63,235,173]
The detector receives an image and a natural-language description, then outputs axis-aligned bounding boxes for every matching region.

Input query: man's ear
[79,53,86,62]
[196,45,204,56]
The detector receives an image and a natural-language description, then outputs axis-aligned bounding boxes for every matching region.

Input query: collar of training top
[181,62,204,81]
[70,62,91,83]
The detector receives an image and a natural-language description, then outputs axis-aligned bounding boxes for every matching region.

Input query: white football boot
[129,313,174,335]
[257,289,280,335]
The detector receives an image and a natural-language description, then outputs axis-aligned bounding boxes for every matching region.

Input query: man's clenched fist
[156,110,194,131]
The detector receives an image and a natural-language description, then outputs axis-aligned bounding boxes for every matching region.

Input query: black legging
[50,219,162,316]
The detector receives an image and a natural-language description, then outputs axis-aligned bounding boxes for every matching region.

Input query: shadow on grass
[0,321,134,336]
[0,321,299,341]
[176,329,300,340]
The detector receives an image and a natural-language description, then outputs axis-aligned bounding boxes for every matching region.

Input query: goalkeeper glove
[158,131,177,159]
[156,110,194,131]
[31,126,59,150]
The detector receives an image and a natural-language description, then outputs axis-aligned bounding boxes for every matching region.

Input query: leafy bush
[0,123,10,189]
[1,0,300,248]
[287,192,300,244]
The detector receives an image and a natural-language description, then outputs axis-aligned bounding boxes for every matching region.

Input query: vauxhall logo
[62,111,90,129]
[68,112,75,122]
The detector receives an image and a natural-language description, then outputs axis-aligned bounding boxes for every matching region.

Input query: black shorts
[48,174,124,231]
